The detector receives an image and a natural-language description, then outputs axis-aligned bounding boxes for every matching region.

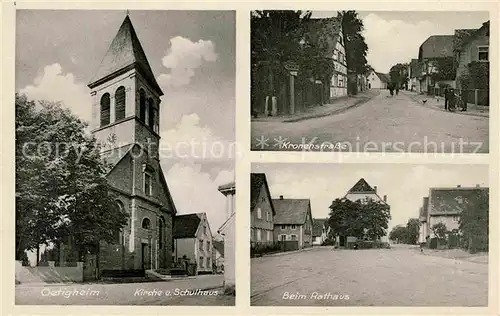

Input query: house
[250,173,275,246]
[425,185,488,238]
[52,15,179,279]
[335,178,389,246]
[172,213,213,274]
[312,218,328,245]
[408,59,420,92]
[418,197,429,243]
[453,21,489,105]
[212,240,224,274]
[417,35,455,93]
[367,70,389,89]
[272,196,313,249]
[218,181,235,294]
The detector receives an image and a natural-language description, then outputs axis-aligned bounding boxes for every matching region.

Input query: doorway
[141,243,151,270]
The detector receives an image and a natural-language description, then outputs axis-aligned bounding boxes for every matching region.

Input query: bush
[250,242,281,257]
[348,240,390,249]
[321,239,336,246]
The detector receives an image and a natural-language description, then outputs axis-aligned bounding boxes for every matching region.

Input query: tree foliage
[389,63,409,88]
[327,197,391,241]
[459,189,489,253]
[431,222,448,240]
[406,218,420,245]
[389,225,408,243]
[15,94,129,261]
[431,57,457,81]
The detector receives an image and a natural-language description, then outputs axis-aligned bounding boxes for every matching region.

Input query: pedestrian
[420,242,424,253]
[447,88,456,111]
[395,86,399,95]
[444,87,449,110]
[389,84,394,96]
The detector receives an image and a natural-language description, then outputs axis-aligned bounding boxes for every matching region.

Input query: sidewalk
[404,90,489,118]
[417,247,488,264]
[252,90,378,123]
[255,245,321,259]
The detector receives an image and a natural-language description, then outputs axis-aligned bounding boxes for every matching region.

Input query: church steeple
[88,14,162,159]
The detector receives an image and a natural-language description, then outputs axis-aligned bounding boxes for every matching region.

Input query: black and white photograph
[251,11,490,153]
[250,163,489,306]
[15,10,235,305]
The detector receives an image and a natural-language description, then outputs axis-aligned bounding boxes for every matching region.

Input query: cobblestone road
[251,246,488,306]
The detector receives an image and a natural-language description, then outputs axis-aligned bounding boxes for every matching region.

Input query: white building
[218,182,235,294]
[367,70,389,89]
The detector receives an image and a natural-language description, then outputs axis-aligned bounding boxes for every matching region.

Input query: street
[251,90,489,153]
[251,246,488,306]
[16,275,234,306]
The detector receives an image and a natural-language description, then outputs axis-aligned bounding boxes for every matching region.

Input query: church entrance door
[141,243,151,270]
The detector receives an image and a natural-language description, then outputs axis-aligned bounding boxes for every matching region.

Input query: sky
[251,163,489,231]
[16,10,236,232]
[312,11,489,73]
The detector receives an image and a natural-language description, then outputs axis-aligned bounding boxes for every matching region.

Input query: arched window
[100,93,110,127]
[148,98,155,128]
[158,217,165,249]
[139,89,146,123]
[115,86,126,121]
[142,217,151,229]
[153,108,159,133]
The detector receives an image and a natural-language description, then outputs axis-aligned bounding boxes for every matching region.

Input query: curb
[283,94,377,123]
[254,246,320,259]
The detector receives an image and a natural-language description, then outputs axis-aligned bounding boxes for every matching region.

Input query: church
[84,14,177,276]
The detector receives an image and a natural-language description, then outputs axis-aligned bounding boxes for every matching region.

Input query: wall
[251,184,274,244]
[274,224,303,245]
[223,217,235,293]
[456,33,489,88]
[368,72,384,89]
[16,261,83,284]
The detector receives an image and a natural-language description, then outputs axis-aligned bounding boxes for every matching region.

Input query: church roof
[88,15,163,96]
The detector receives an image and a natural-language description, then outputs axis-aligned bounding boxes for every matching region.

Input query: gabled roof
[88,15,163,96]
[418,35,455,60]
[312,218,327,237]
[173,213,203,238]
[213,240,224,257]
[454,21,490,53]
[272,198,311,225]
[100,144,135,173]
[347,178,375,193]
[250,173,275,215]
[375,72,390,83]
[428,187,489,216]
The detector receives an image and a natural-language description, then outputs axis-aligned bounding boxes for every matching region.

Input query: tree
[15,94,129,262]
[389,63,409,89]
[432,57,456,82]
[459,189,489,253]
[406,218,420,245]
[389,225,408,244]
[430,222,448,248]
[327,197,391,242]
[338,11,369,95]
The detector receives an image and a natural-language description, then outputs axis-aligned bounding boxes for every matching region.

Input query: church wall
[94,119,136,151]
[107,155,133,193]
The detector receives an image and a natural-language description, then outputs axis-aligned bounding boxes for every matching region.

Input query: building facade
[272,196,313,249]
[173,213,213,274]
[312,218,328,245]
[367,70,388,89]
[218,182,235,294]
[250,173,275,246]
[417,35,455,93]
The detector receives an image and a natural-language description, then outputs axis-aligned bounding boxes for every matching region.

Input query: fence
[427,87,489,106]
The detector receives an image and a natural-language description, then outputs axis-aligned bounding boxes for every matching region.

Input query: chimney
[279,195,284,200]
[476,184,480,188]
[383,195,387,202]
[457,185,461,188]
[373,186,377,193]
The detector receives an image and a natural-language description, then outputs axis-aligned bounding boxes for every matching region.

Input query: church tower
[86,14,176,275]
[88,14,163,160]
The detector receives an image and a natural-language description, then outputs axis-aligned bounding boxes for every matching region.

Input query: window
[115,86,126,121]
[203,225,207,235]
[144,172,152,196]
[100,93,110,127]
[257,207,262,219]
[142,218,151,229]
[153,108,159,133]
[478,46,488,61]
[199,256,204,268]
[338,75,344,87]
[139,89,146,122]
[281,225,286,230]
[256,229,261,241]
[148,98,155,128]
[291,225,296,230]
[279,234,286,241]
[266,211,270,221]
[291,234,297,241]
[199,239,204,251]
[267,230,271,241]
[207,241,211,252]
[206,257,210,269]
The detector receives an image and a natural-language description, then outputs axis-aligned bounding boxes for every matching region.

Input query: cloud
[363,14,436,73]
[19,63,92,123]
[165,162,234,233]
[157,36,218,87]
[159,113,236,161]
